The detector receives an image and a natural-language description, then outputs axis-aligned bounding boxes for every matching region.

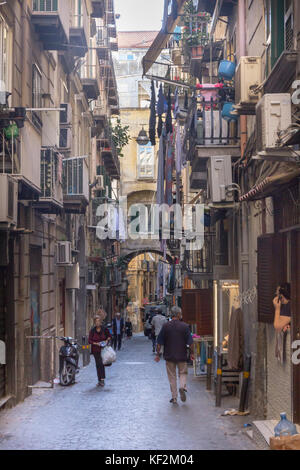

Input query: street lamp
[136,128,149,146]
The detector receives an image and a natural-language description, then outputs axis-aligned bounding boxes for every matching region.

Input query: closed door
[291,231,300,423]
[0,268,6,398]
[30,246,41,385]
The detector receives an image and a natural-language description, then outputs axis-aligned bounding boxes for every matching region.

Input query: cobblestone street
[0,334,256,450]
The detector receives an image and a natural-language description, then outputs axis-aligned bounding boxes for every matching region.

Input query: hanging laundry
[174,87,179,120]
[175,123,182,174]
[172,0,178,20]
[149,80,156,146]
[173,25,181,45]
[156,132,165,206]
[184,90,189,110]
[157,84,165,138]
[165,132,174,206]
[166,87,173,135]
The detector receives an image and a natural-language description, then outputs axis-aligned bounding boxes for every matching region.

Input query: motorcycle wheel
[60,364,76,386]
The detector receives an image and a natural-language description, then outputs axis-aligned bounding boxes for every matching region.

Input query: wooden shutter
[182,289,197,323]
[257,233,284,323]
[197,288,213,336]
[182,288,213,335]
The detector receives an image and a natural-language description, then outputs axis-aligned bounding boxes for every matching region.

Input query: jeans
[93,351,105,381]
[113,334,122,350]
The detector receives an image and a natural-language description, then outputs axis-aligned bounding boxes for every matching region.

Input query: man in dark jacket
[112,312,124,350]
[155,306,194,404]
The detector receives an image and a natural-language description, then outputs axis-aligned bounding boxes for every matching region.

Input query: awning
[142,0,187,76]
[239,162,300,202]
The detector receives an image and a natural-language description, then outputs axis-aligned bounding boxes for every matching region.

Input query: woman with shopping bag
[88,310,113,387]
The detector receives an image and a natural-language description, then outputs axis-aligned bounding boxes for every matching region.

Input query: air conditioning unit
[235,56,262,104]
[95,175,104,190]
[0,174,18,227]
[207,156,233,203]
[256,93,292,152]
[66,263,80,289]
[59,127,72,149]
[56,241,72,265]
[60,103,72,125]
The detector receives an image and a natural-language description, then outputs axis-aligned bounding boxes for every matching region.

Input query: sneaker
[98,380,105,387]
[179,388,187,402]
[169,398,177,404]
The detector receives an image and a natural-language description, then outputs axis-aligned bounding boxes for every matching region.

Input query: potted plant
[182,0,210,59]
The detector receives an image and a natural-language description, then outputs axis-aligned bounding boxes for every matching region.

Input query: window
[137,142,155,179]
[32,64,42,109]
[32,64,42,128]
[0,14,11,101]
[264,0,271,76]
[284,0,294,51]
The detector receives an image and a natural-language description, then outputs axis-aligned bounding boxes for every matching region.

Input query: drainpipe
[238,0,247,158]
[237,0,250,357]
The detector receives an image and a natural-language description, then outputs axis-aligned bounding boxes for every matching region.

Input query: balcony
[79,59,100,100]
[190,97,240,190]
[33,148,63,213]
[31,0,69,50]
[69,0,89,57]
[183,233,215,281]
[91,0,105,18]
[97,134,120,180]
[92,98,108,128]
[96,26,109,60]
[62,157,89,213]
[0,126,41,199]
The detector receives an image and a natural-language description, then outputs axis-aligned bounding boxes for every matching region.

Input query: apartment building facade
[0,0,120,408]
[143,0,300,424]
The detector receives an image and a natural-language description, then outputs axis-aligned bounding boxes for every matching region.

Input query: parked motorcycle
[57,336,79,386]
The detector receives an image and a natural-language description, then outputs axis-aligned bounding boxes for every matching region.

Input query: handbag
[101,345,116,366]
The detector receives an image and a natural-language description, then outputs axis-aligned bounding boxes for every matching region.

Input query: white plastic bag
[101,345,116,365]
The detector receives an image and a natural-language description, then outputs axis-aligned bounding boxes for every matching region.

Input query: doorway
[30,246,42,385]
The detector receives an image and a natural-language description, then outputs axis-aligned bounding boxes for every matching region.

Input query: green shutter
[271,0,285,68]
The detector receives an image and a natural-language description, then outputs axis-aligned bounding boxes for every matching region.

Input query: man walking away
[155,306,194,404]
[112,312,124,351]
[151,308,167,353]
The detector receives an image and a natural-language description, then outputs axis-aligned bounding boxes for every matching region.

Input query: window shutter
[182,288,213,335]
[182,289,197,323]
[197,288,213,336]
[257,233,284,323]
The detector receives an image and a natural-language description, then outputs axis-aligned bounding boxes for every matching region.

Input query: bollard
[239,354,251,412]
[206,342,213,391]
[82,335,90,367]
[215,352,222,407]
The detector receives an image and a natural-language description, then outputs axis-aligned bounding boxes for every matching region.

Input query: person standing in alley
[155,306,194,404]
[151,308,167,353]
[88,310,112,387]
[112,312,124,350]
[125,318,133,339]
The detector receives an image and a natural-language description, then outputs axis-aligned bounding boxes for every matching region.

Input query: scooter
[57,336,79,386]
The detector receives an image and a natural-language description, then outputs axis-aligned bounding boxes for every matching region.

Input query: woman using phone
[273,283,291,332]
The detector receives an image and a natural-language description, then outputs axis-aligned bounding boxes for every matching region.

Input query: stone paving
[0,334,257,450]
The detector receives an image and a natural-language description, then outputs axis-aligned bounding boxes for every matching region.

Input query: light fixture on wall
[136,127,149,146]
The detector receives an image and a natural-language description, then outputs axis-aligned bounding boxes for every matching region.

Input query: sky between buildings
[114,0,164,31]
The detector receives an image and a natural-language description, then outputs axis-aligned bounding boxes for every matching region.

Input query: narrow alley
[0,335,255,451]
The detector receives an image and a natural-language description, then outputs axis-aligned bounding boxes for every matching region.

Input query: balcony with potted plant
[182,1,210,65]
